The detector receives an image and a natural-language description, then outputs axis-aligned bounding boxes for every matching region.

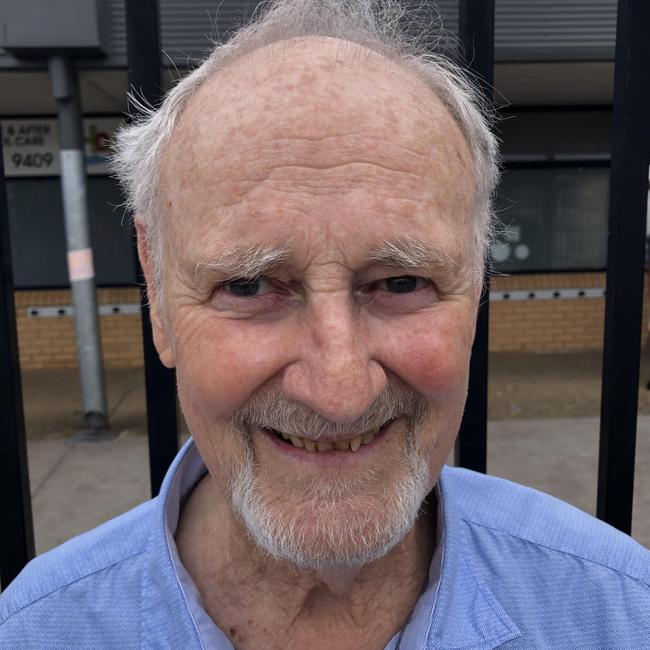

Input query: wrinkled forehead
[158,37,476,269]
[163,36,473,189]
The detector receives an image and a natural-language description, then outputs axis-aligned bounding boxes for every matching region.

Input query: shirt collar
[143,438,520,650]
[142,437,229,648]
[426,466,522,649]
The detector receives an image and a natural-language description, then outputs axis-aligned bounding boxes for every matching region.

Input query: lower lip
[260,421,394,466]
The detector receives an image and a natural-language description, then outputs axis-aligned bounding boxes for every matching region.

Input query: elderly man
[1,0,649,648]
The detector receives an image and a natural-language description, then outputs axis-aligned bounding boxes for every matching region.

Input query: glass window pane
[493,166,609,272]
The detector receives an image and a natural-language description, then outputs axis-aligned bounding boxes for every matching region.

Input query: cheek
[174,316,295,419]
[375,307,474,398]
[377,308,475,472]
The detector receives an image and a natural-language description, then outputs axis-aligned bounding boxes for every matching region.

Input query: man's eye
[224,278,270,297]
[382,276,425,294]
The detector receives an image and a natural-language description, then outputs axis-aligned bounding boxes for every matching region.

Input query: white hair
[110,0,500,288]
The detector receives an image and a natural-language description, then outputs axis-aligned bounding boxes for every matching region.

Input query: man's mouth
[262,420,394,453]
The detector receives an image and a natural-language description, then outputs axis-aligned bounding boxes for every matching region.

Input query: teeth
[362,431,375,445]
[275,428,380,451]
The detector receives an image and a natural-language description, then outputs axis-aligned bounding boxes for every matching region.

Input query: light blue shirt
[1,437,649,648]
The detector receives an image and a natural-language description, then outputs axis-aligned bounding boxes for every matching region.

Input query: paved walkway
[26,416,649,555]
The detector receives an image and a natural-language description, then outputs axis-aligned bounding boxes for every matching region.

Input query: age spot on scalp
[299,70,317,85]
[455,148,468,170]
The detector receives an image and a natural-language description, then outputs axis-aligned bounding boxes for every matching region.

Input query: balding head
[111,0,499,291]
[160,37,476,290]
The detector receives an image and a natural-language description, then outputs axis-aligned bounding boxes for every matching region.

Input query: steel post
[455,0,495,473]
[0,124,34,590]
[597,0,650,533]
[125,0,179,496]
[48,55,109,434]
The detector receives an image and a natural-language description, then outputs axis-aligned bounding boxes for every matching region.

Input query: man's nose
[281,301,387,422]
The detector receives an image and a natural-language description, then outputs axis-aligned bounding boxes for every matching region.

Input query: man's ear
[135,218,176,369]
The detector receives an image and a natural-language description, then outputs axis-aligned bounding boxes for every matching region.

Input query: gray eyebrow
[368,237,458,271]
[194,244,291,281]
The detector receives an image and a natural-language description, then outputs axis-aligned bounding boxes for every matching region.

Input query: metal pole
[125,0,179,496]
[0,124,34,590]
[455,0,494,473]
[48,55,109,436]
[597,0,650,534]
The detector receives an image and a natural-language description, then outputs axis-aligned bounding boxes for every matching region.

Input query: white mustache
[231,382,428,441]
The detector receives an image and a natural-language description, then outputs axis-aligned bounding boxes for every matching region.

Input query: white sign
[1,117,123,178]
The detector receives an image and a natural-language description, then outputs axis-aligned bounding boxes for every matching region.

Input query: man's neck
[175,474,437,650]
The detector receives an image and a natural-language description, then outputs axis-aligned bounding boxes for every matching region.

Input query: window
[492,165,609,272]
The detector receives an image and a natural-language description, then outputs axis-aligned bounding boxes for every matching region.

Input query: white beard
[228,434,431,570]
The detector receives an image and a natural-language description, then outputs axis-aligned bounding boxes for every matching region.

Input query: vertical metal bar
[455,0,494,473]
[124,0,179,496]
[597,0,650,534]
[48,55,109,435]
[0,125,34,590]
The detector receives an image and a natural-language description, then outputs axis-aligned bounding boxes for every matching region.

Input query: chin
[228,444,431,570]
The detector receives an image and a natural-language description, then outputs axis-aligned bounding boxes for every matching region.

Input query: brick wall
[16,287,143,370]
[13,272,649,369]
[490,272,609,352]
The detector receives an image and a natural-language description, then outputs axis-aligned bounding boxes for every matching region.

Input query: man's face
[146,38,479,568]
